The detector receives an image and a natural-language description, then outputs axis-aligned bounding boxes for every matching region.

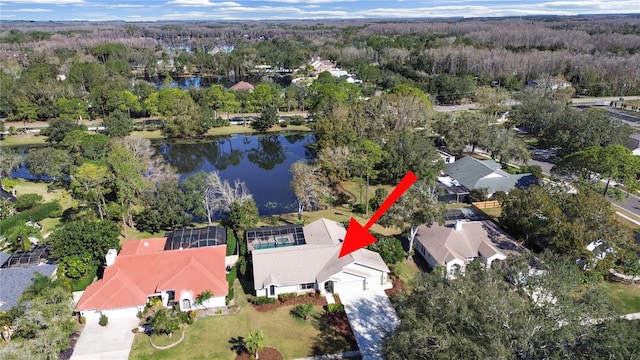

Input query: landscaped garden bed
[235,347,283,360]
[248,291,328,312]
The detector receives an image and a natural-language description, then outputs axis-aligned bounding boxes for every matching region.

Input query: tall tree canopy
[386,253,637,359]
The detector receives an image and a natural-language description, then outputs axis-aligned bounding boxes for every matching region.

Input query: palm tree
[194,290,213,308]
[4,224,42,252]
[245,329,266,359]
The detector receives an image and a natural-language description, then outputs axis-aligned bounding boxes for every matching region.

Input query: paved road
[340,289,399,360]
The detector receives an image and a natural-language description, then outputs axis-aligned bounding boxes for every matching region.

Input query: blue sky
[0,0,638,22]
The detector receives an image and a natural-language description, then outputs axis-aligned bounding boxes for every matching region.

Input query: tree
[181,171,213,224]
[49,220,120,266]
[290,161,332,220]
[135,178,191,233]
[103,109,133,138]
[484,126,530,164]
[24,148,73,181]
[150,309,179,337]
[252,106,278,132]
[194,290,213,308]
[379,181,445,254]
[54,98,88,122]
[386,254,622,359]
[367,236,404,264]
[0,147,22,180]
[105,90,141,118]
[41,118,86,143]
[225,200,259,233]
[71,163,112,220]
[245,329,266,360]
[552,144,640,198]
[378,130,444,183]
[4,224,42,252]
[474,85,509,118]
[317,146,352,184]
[350,140,384,214]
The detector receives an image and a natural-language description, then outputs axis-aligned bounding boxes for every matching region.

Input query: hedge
[248,296,276,305]
[0,201,61,229]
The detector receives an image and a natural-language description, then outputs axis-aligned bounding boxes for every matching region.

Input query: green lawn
[391,259,420,289]
[0,134,47,146]
[129,281,354,360]
[600,281,640,315]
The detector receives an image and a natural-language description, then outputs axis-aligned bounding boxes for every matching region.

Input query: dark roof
[246,224,306,251]
[1,188,16,202]
[445,156,537,194]
[626,134,640,150]
[1,245,51,269]
[163,226,227,251]
[0,263,58,311]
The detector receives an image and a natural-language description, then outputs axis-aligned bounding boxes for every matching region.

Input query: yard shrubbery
[0,201,60,229]
[247,296,277,305]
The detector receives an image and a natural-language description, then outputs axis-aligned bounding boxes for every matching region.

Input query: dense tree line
[386,253,640,359]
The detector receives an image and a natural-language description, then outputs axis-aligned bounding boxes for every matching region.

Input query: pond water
[149,75,292,90]
[11,131,315,216]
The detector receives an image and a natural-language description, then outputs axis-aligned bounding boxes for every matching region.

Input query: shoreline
[0,124,312,147]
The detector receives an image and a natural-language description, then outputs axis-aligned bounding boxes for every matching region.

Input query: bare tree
[290,161,333,220]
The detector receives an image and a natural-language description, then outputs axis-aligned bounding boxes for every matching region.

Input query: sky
[0,0,638,22]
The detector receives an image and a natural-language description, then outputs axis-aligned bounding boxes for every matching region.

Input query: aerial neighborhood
[1,5,640,360]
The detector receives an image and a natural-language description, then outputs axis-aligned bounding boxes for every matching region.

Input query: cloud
[164,0,240,6]
[1,0,84,4]
[257,0,355,3]
[4,7,53,11]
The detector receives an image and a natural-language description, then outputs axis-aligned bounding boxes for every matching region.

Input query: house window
[300,283,316,290]
[300,283,315,290]
[269,285,276,296]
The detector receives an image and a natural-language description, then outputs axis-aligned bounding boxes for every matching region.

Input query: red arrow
[338,171,418,258]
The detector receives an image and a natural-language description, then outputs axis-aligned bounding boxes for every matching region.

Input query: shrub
[280,118,290,128]
[248,296,276,305]
[99,314,108,327]
[290,115,305,125]
[326,303,345,314]
[368,236,404,264]
[291,302,314,320]
[132,327,140,334]
[0,201,61,230]
[468,188,489,202]
[278,292,297,303]
[14,194,43,212]
[79,316,86,325]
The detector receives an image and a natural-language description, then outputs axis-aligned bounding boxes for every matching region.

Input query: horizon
[0,0,639,22]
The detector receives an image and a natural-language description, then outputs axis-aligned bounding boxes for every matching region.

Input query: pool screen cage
[1,244,50,268]
[246,224,306,251]
[164,226,227,251]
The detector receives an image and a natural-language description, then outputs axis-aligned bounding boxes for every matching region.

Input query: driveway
[70,317,139,360]
[339,289,400,360]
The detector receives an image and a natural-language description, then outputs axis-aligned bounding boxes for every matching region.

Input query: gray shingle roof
[626,134,640,150]
[252,218,388,290]
[0,264,58,311]
[445,156,537,194]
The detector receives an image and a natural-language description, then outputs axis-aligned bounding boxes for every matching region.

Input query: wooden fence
[471,200,501,209]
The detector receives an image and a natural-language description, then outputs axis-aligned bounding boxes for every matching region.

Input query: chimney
[454,220,463,231]
[105,249,118,267]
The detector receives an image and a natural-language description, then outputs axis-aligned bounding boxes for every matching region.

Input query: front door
[324,281,334,294]
[269,285,276,297]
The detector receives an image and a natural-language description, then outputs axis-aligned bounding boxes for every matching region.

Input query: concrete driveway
[70,317,139,360]
[339,289,400,360]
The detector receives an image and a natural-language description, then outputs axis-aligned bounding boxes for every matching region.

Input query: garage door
[334,278,364,294]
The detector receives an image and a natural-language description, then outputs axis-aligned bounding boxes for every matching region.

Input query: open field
[129,280,354,360]
[599,281,640,315]
[0,133,47,146]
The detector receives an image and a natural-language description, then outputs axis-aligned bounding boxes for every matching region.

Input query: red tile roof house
[249,218,392,298]
[229,81,255,92]
[76,237,228,320]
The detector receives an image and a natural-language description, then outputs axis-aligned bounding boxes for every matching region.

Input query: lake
[11,131,315,216]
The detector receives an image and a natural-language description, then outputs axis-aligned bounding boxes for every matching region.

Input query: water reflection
[153,131,313,215]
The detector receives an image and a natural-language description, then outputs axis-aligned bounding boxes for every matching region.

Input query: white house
[414,219,523,278]
[249,218,392,298]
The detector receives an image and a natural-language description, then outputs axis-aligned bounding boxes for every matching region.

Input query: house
[440,156,537,199]
[229,81,255,92]
[414,219,523,278]
[76,226,228,320]
[626,134,640,156]
[0,245,58,312]
[249,218,391,298]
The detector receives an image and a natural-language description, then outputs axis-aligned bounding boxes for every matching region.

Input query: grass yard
[275,206,401,237]
[599,281,640,315]
[391,259,420,289]
[129,281,354,360]
[478,206,502,221]
[0,134,47,146]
